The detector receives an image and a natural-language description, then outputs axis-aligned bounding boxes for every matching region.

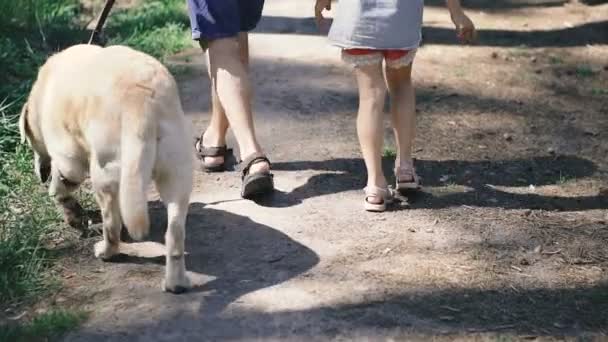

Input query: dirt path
[61,1,608,340]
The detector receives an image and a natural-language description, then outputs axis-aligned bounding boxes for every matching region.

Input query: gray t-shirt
[328,0,424,50]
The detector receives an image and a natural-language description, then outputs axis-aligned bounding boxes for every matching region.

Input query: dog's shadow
[122,201,320,315]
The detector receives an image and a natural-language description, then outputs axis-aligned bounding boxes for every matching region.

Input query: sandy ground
[52,0,608,340]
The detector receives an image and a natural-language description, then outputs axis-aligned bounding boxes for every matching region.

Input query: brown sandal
[194,134,230,172]
[240,152,274,199]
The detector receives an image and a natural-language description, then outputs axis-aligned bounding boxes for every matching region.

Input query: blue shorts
[187,0,265,41]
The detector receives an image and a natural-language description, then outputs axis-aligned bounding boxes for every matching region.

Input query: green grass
[557,172,575,185]
[106,1,193,60]
[0,0,193,338]
[454,68,466,78]
[0,63,66,308]
[168,64,197,77]
[0,310,87,342]
[548,56,563,65]
[575,65,595,78]
[507,48,532,58]
[383,147,397,158]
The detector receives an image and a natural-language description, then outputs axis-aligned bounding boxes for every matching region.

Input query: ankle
[238,143,263,161]
[395,157,414,170]
[367,177,388,190]
[202,129,226,147]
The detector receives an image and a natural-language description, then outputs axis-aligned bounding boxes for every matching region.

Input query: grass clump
[0,310,87,342]
[383,147,397,158]
[0,0,80,306]
[0,0,192,339]
[575,65,595,78]
[106,0,193,60]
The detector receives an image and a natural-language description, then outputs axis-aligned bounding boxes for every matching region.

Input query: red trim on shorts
[343,49,410,60]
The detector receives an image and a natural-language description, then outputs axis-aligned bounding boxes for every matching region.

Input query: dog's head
[19,102,51,183]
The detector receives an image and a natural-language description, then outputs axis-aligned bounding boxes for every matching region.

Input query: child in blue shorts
[187,0,274,199]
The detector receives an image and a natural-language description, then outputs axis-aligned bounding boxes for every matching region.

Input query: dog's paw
[59,197,86,230]
[94,240,120,261]
[162,276,191,294]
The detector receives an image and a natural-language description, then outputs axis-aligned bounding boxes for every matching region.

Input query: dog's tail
[118,87,158,241]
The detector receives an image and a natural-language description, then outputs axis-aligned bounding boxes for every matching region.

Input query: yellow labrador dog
[19,44,193,293]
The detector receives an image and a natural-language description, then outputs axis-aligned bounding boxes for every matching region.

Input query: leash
[88,0,116,45]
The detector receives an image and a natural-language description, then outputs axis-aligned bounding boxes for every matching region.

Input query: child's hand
[451,11,477,44]
[315,0,332,32]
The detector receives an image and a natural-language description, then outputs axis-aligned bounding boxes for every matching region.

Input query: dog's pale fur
[20,44,193,293]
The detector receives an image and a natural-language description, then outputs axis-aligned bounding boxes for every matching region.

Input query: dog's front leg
[92,188,122,261]
[48,168,86,230]
[89,158,122,261]
[56,196,85,229]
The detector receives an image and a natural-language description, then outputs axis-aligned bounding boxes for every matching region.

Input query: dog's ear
[35,153,51,183]
[18,102,50,183]
[19,102,30,145]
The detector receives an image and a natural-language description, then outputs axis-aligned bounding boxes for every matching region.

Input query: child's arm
[315,0,332,32]
[446,0,477,44]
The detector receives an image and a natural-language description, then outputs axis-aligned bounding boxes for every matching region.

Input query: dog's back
[30,44,192,240]
[21,44,193,292]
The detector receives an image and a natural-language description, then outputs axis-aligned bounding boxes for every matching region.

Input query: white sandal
[395,162,420,191]
[364,186,394,212]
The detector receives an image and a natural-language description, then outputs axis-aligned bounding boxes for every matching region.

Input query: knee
[387,68,413,91]
[398,73,413,87]
[359,86,386,112]
[165,226,185,256]
[208,37,241,61]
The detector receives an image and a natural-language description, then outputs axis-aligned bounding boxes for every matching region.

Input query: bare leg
[204,35,269,174]
[355,63,388,204]
[385,63,415,169]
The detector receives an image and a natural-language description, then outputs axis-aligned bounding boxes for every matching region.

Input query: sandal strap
[240,152,272,179]
[200,145,227,158]
[364,186,394,200]
[194,136,227,159]
[395,166,418,182]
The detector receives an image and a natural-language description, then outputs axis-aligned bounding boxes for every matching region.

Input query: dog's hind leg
[90,158,122,261]
[154,142,193,294]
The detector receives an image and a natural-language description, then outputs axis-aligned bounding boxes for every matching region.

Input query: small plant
[469,247,483,261]
[383,147,397,158]
[168,64,194,77]
[575,65,595,78]
[548,56,563,64]
[508,48,531,58]
[454,68,466,78]
[494,335,514,342]
[558,172,574,185]
[445,182,459,189]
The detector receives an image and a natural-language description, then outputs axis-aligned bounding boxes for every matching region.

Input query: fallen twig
[441,305,461,313]
[510,265,523,272]
[541,249,562,255]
